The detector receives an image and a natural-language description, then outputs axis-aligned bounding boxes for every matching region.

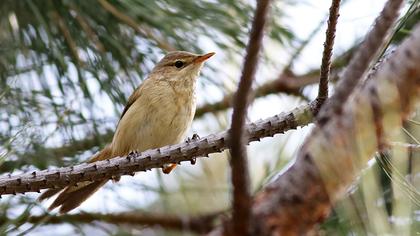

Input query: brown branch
[97,0,175,51]
[1,212,221,234]
[317,0,341,100]
[0,99,317,196]
[317,0,404,123]
[228,1,271,235]
[0,72,321,173]
[211,21,420,236]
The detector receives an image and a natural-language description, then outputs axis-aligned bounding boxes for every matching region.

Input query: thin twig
[317,0,341,100]
[97,0,175,51]
[1,212,221,234]
[317,0,404,123]
[228,0,271,235]
[69,3,106,53]
[50,10,83,66]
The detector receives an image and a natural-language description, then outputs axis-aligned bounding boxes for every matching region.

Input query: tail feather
[88,144,113,163]
[49,180,108,214]
[38,188,62,201]
[39,145,113,213]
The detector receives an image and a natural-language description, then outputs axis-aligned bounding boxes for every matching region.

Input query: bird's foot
[111,175,121,183]
[186,133,200,143]
[128,150,139,156]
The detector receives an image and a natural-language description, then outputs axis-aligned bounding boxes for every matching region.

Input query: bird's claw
[186,133,200,143]
[128,150,139,155]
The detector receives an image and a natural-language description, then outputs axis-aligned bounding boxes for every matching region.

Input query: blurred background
[0,0,419,235]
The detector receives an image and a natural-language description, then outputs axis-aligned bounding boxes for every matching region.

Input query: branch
[1,212,221,234]
[0,71,319,173]
[70,3,106,53]
[228,0,270,235]
[0,102,316,196]
[212,21,420,235]
[317,0,404,123]
[317,0,341,100]
[0,48,358,190]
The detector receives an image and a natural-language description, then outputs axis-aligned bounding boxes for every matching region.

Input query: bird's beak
[193,52,215,64]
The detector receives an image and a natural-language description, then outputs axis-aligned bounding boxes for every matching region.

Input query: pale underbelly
[111,106,194,157]
[132,113,191,151]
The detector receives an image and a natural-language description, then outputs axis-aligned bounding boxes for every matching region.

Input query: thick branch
[228,0,270,235]
[317,0,341,99]
[0,102,315,196]
[318,0,403,123]
[235,23,420,235]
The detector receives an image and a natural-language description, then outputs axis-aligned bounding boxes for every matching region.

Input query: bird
[38,51,215,214]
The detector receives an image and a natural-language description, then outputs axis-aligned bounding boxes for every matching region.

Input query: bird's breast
[111,84,196,157]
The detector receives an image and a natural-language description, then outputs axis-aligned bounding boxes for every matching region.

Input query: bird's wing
[119,84,143,120]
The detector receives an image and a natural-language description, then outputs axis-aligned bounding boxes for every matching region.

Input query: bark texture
[245,24,420,235]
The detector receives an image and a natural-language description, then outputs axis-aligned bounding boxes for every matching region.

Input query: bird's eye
[174,61,184,68]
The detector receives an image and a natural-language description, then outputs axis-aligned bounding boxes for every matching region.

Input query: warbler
[39,51,215,213]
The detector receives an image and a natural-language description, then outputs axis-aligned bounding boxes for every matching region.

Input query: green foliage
[391,0,419,43]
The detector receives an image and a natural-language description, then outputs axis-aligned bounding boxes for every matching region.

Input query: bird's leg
[112,176,121,183]
[162,134,200,174]
[162,164,177,174]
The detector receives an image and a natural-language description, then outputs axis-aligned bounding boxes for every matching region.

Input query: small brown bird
[39,51,215,213]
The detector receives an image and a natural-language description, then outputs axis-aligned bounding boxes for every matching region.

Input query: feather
[38,188,63,201]
[48,180,107,214]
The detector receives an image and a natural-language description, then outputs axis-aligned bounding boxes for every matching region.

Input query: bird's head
[150,51,215,82]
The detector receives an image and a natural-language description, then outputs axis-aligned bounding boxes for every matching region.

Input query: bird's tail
[38,145,113,214]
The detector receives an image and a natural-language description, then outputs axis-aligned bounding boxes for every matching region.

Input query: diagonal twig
[228,0,271,235]
[50,10,83,67]
[97,0,175,51]
[69,3,106,53]
[317,0,341,100]
[317,0,404,124]
[0,102,314,196]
